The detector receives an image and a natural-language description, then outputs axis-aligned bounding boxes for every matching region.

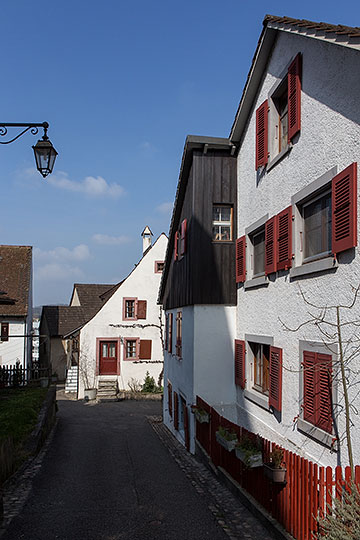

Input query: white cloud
[92,234,131,246]
[34,244,90,263]
[35,263,84,281]
[140,141,157,154]
[25,168,125,198]
[157,202,173,215]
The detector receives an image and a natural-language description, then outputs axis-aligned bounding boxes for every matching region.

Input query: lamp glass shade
[33,139,58,178]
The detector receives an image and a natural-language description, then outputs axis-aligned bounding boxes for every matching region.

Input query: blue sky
[1,0,358,306]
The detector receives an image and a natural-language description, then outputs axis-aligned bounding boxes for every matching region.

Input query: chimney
[141,226,153,254]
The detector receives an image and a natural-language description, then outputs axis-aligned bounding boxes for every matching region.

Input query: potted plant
[235,434,263,468]
[191,405,210,424]
[215,426,238,451]
[264,447,287,483]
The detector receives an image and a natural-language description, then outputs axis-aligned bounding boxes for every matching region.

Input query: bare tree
[280,285,360,478]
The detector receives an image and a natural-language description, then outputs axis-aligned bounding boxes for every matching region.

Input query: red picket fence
[195,396,360,540]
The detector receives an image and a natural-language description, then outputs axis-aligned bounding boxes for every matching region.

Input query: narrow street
[1,397,275,540]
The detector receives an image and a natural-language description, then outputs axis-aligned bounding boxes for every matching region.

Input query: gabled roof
[71,283,118,310]
[0,245,32,317]
[158,136,236,303]
[230,15,360,143]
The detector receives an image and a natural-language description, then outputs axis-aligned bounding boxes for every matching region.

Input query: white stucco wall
[163,305,236,453]
[78,234,167,398]
[0,320,26,368]
[236,32,360,467]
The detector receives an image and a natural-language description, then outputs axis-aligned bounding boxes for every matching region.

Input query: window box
[263,463,287,484]
[191,406,210,424]
[215,427,238,452]
[235,433,263,468]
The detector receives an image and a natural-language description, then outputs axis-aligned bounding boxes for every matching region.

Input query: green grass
[0,387,48,445]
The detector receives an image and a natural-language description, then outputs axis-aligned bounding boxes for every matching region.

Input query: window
[123,338,139,361]
[213,205,232,241]
[250,342,269,395]
[122,298,147,320]
[174,219,187,260]
[155,261,165,273]
[0,323,9,342]
[167,313,173,354]
[176,311,182,357]
[302,190,331,262]
[251,228,265,277]
[255,53,301,170]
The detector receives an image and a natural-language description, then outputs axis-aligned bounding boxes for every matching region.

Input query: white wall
[236,32,360,467]
[0,320,26,368]
[78,234,167,398]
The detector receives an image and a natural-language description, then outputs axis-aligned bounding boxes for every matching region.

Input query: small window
[123,298,137,320]
[155,261,165,273]
[124,339,138,360]
[0,322,9,342]
[250,342,269,395]
[252,229,265,277]
[302,190,332,262]
[273,82,288,155]
[212,205,232,242]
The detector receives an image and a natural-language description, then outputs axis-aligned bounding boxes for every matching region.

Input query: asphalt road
[2,399,230,540]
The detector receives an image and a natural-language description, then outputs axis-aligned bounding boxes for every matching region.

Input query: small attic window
[155,261,165,273]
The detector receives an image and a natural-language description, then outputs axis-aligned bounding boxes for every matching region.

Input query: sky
[1,0,359,306]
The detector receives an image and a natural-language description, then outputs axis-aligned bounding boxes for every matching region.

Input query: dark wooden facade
[162,148,237,310]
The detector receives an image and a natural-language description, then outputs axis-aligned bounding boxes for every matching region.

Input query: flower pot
[84,388,97,401]
[216,432,237,452]
[264,463,287,483]
[194,410,210,424]
[235,448,263,468]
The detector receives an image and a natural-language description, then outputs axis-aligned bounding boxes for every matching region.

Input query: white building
[0,245,33,371]
[77,229,167,399]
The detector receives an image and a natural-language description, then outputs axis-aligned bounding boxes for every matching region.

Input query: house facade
[161,16,360,469]
[0,245,33,370]
[231,15,360,468]
[159,137,237,452]
[77,231,167,399]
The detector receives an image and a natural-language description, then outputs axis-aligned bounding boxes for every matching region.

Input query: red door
[99,341,118,375]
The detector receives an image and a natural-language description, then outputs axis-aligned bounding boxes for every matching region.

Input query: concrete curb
[117,391,163,401]
[24,385,57,456]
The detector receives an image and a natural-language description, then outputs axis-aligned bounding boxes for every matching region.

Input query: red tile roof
[264,15,360,38]
[0,245,32,317]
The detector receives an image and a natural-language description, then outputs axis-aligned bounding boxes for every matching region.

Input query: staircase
[97,378,118,402]
[65,366,78,393]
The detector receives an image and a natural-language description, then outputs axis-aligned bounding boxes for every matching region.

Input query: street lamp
[0,122,57,178]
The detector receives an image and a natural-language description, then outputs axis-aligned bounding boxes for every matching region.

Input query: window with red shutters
[165,314,168,351]
[234,339,245,389]
[236,236,246,283]
[1,322,9,342]
[180,219,187,256]
[176,311,182,357]
[288,53,302,142]
[255,100,268,170]
[168,313,173,354]
[183,403,190,451]
[269,346,282,412]
[265,216,277,275]
[174,391,179,430]
[303,350,332,434]
[277,206,293,270]
[167,381,173,417]
[332,162,357,255]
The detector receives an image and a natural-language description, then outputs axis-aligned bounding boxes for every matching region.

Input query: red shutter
[137,300,147,319]
[165,315,168,351]
[234,339,246,389]
[167,381,172,417]
[255,100,268,169]
[277,206,293,271]
[265,216,277,275]
[168,313,173,353]
[183,404,190,451]
[303,350,316,425]
[332,162,357,255]
[180,219,187,256]
[316,353,333,434]
[269,346,282,412]
[174,391,179,430]
[174,231,179,261]
[236,236,246,283]
[288,53,301,142]
[139,339,152,359]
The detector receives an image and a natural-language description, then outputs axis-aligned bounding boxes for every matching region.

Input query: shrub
[318,482,360,539]
[141,371,157,393]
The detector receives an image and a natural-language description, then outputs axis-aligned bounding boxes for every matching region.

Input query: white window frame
[212,204,233,242]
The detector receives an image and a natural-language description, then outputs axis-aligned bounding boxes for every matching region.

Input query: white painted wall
[0,320,27,368]
[164,305,236,453]
[78,234,167,398]
[236,32,360,467]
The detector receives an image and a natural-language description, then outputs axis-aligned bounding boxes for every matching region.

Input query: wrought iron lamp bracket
[0,122,49,145]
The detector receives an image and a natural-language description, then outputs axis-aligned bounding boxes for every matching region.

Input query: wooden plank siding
[163,150,237,310]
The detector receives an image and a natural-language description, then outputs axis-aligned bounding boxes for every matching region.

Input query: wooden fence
[0,364,50,388]
[195,396,360,540]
